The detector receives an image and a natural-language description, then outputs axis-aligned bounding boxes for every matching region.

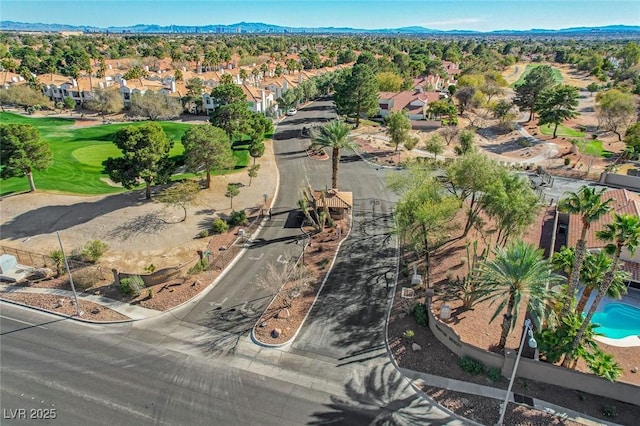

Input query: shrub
[517,137,532,148]
[211,218,229,234]
[319,258,330,269]
[459,356,485,375]
[80,240,109,263]
[72,268,102,291]
[228,210,248,226]
[49,249,64,276]
[487,367,502,382]
[403,329,415,343]
[412,303,428,327]
[147,288,154,299]
[119,275,145,296]
[188,258,209,275]
[197,229,209,238]
[601,405,617,417]
[564,157,571,166]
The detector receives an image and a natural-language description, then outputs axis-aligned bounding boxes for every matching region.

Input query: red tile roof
[566,189,640,250]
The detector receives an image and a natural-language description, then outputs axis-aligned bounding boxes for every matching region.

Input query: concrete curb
[0,298,133,325]
[380,213,482,425]
[250,212,353,349]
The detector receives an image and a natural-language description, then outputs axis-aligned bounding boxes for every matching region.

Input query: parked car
[286,108,297,116]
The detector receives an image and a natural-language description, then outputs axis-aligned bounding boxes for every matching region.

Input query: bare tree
[256,260,312,310]
[440,125,460,146]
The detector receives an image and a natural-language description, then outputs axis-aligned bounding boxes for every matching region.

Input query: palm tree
[239,68,248,83]
[574,251,628,315]
[563,213,640,367]
[475,240,562,353]
[557,187,613,317]
[310,120,356,190]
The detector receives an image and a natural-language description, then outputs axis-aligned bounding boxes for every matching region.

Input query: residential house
[378,90,441,120]
[1,72,27,90]
[565,188,640,287]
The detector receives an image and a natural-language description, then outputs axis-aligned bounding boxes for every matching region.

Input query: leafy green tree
[490,99,516,129]
[123,65,148,84]
[428,100,457,122]
[391,168,460,288]
[210,83,245,106]
[623,122,640,156]
[0,124,53,192]
[595,89,637,141]
[475,240,561,352]
[586,82,599,96]
[130,91,182,121]
[310,120,356,189]
[249,141,265,165]
[536,85,579,138]
[85,87,124,117]
[62,96,76,111]
[376,72,404,92]
[385,110,411,152]
[424,134,445,161]
[446,152,497,235]
[513,65,557,122]
[557,187,613,317]
[0,85,52,113]
[247,164,260,186]
[105,123,174,200]
[619,41,640,69]
[454,86,478,115]
[225,183,240,209]
[210,102,250,141]
[454,130,475,156]
[156,180,201,222]
[481,170,541,246]
[334,63,379,128]
[182,125,235,189]
[564,214,640,367]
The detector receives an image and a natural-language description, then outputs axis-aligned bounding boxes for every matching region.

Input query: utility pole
[56,231,82,317]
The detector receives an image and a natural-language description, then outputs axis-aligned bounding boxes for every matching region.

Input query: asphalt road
[1,99,466,425]
[0,305,334,426]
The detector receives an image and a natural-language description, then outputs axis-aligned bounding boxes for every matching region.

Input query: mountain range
[1,21,639,36]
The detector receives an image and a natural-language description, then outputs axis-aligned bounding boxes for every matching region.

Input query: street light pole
[56,231,82,317]
[496,319,537,426]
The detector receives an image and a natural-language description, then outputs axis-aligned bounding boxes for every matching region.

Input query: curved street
[1,98,466,425]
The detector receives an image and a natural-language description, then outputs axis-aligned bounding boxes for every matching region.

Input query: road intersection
[1,98,468,425]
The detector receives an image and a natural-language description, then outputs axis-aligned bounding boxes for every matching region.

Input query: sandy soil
[0,138,278,275]
[387,207,640,425]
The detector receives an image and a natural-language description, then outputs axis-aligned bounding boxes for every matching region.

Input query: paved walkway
[0,284,159,321]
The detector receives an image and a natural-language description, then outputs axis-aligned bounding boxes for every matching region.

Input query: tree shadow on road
[309,363,456,425]
[191,294,273,358]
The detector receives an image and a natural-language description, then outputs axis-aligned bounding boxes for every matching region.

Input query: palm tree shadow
[309,363,457,425]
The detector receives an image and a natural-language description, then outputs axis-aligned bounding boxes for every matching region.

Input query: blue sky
[2,1,639,31]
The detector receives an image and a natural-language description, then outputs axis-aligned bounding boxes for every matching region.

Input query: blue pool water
[590,302,640,339]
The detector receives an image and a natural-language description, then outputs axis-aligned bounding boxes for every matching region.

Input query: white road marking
[248,253,264,261]
[277,255,288,264]
[0,315,48,330]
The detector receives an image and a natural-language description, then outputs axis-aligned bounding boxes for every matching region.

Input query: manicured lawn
[579,139,613,158]
[0,112,249,196]
[511,64,563,88]
[539,123,586,138]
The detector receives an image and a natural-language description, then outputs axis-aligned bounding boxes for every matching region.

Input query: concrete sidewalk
[0,284,160,321]
[399,367,618,426]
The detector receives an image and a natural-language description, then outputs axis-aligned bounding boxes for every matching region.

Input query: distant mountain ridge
[1,20,639,35]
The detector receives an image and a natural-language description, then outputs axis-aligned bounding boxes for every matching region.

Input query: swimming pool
[590,302,640,339]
